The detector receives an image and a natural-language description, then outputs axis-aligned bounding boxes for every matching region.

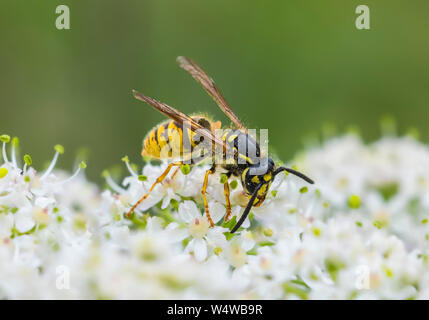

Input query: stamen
[23,154,32,174]
[11,137,19,168]
[40,145,64,180]
[102,170,126,194]
[122,155,137,177]
[0,167,8,179]
[58,161,86,185]
[181,164,191,175]
[0,135,10,164]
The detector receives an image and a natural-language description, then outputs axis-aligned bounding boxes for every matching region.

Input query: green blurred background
[1,0,428,182]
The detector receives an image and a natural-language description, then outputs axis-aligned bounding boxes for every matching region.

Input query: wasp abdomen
[142,117,213,159]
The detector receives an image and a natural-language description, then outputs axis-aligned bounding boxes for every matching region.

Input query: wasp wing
[177,56,247,132]
[133,90,230,158]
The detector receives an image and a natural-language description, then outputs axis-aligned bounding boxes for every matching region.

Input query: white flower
[2,132,429,299]
[175,200,228,261]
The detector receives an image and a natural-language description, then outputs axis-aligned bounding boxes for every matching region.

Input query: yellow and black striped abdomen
[142,116,217,160]
[142,120,185,159]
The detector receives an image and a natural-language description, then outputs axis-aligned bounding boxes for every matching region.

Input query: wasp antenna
[231,183,263,233]
[274,167,314,184]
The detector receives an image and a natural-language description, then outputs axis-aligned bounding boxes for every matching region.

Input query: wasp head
[242,158,276,207]
[232,158,314,233]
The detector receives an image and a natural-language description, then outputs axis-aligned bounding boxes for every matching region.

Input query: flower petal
[179,200,200,223]
[208,201,225,224]
[34,197,55,208]
[193,238,207,261]
[15,212,35,233]
[239,231,256,251]
[166,223,189,242]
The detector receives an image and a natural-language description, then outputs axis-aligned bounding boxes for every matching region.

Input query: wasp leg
[201,169,215,227]
[126,161,182,218]
[223,181,232,222]
[170,166,181,180]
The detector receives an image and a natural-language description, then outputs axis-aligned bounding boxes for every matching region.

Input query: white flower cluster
[1,132,429,299]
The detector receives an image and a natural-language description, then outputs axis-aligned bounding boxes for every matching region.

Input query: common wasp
[127,56,314,233]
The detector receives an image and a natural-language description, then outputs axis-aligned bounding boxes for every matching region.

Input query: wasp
[126,56,314,233]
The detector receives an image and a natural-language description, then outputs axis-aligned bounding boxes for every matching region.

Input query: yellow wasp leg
[170,166,181,180]
[223,181,232,222]
[201,169,215,227]
[126,161,182,218]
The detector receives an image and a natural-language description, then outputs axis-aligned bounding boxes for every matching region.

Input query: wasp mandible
[126,56,314,233]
